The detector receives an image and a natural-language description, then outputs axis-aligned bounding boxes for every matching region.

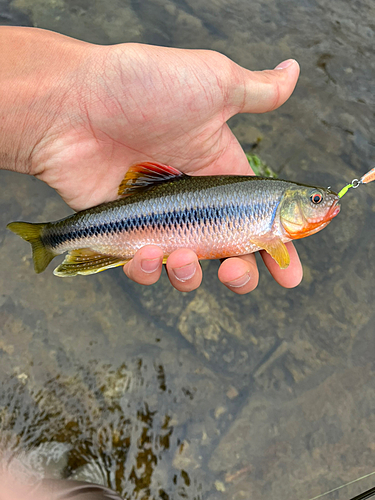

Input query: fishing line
[338,167,375,198]
[307,470,375,500]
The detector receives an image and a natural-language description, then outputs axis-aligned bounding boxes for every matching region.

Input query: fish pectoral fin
[53,248,129,277]
[251,236,290,269]
[118,161,186,196]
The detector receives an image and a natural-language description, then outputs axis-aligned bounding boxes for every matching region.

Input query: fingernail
[141,257,161,273]
[224,272,250,288]
[172,262,196,282]
[275,59,296,70]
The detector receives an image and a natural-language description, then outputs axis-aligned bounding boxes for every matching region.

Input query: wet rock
[172,440,202,470]
[209,365,375,500]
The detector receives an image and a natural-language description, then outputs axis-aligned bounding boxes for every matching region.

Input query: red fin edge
[118,161,186,196]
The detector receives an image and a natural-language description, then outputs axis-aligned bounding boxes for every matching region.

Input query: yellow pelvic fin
[7,221,55,273]
[251,236,290,269]
[53,248,129,277]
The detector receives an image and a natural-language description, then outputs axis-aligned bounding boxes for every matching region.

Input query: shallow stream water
[1,1,375,499]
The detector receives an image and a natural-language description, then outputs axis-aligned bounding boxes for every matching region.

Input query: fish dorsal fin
[118,161,186,196]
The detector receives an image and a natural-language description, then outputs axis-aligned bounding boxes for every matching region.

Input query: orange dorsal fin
[118,161,186,196]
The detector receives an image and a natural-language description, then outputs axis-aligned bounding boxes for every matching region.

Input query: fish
[6,161,341,277]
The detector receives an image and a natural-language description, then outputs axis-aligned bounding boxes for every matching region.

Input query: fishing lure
[338,167,375,198]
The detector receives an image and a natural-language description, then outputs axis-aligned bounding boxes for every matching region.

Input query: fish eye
[310,191,323,204]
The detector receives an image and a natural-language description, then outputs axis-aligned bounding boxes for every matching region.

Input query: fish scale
[43,178,284,260]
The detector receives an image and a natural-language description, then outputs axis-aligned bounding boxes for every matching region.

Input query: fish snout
[328,198,341,219]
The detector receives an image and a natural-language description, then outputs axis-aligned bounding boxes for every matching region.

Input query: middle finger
[218,254,259,294]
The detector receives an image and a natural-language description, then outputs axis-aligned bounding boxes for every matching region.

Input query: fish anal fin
[53,248,129,277]
[118,161,186,196]
[251,236,290,269]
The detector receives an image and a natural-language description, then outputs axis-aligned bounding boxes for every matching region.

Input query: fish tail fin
[7,221,55,273]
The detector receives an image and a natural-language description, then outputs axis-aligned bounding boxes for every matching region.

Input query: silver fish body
[43,176,288,262]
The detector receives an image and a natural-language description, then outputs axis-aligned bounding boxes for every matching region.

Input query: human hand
[0,473,121,500]
[0,449,122,500]
[1,27,302,293]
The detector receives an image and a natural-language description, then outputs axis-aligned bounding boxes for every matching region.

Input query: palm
[28,36,302,293]
[34,45,252,211]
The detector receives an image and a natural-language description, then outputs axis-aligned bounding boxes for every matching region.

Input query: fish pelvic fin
[7,221,55,273]
[53,248,129,277]
[118,161,186,196]
[251,236,290,269]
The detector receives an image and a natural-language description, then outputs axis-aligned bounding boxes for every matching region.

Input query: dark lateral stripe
[42,202,274,249]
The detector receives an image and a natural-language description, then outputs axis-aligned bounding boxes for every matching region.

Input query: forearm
[0,27,89,175]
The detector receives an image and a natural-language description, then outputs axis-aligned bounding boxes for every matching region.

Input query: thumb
[229,59,300,114]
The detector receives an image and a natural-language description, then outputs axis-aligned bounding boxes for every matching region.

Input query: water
[0,0,375,499]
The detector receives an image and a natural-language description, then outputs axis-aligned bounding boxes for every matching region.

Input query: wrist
[0,27,92,175]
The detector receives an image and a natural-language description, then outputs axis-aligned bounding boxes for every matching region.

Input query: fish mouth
[327,199,341,219]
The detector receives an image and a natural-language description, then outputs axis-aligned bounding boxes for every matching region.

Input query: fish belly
[48,217,262,260]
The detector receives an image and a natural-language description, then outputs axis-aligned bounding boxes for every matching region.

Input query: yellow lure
[338,166,375,198]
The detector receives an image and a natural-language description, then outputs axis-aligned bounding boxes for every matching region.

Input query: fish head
[279,185,340,240]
